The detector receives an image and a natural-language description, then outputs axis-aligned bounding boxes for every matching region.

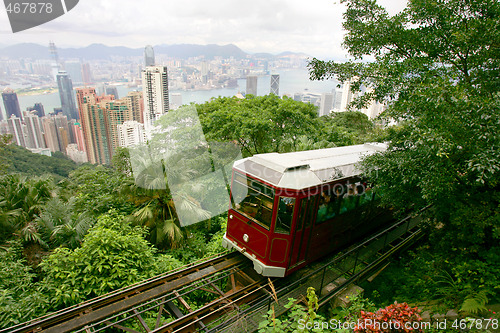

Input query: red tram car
[222,143,389,277]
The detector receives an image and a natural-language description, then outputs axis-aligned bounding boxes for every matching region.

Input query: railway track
[4,251,251,333]
[5,210,427,333]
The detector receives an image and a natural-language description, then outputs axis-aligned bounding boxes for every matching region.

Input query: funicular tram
[222,143,390,277]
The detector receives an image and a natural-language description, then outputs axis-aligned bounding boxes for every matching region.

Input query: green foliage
[0,134,13,174]
[197,95,325,156]
[309,0,500,307]
[36,197,95,249]
[0,240,49,328]
[112,146,132,176]
[68,165,134,217]
[39,211,158,308]
[460,291,489,316]
[329,293,377,323]
[0,174,54,245]
[258,287,329,333]
[2,143,79,179]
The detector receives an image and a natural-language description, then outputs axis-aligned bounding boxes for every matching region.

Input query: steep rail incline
[4,251,248,333]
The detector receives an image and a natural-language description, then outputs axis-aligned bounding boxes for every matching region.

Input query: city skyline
[0,0,407,59]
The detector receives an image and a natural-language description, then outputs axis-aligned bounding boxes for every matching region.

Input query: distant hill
[0,43,305,61]
[154,43,248,59]
[59,44,142,59]
[0,43,49,59]
[3,144,81,179]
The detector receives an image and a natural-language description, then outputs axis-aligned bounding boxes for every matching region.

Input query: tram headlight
[243,234,249,243]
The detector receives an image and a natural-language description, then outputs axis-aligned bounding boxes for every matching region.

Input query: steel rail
[4,251,244,333]
[75,261,254,333]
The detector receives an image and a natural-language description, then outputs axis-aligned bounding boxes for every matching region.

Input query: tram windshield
[231,172,275,230]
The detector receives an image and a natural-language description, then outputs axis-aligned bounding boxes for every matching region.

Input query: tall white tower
[142,66,169,135]
[270,74,280,96]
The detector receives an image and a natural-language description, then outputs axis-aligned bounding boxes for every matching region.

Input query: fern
[460,291,489,315]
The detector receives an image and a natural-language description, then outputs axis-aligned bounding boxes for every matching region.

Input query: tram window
[305,195,316,227]
[316,189,339,224]
[298,195,316,229]
[296,198,307,231]
[358,184,374,205]
[275,197,295,234]
[340,184,360,214]
[231,173,274,230]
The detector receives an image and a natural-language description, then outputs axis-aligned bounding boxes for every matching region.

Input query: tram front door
[289,195,315,268]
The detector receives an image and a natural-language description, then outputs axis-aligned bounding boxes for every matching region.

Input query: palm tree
[36,197,94,249]
[123,148,212,249]
[0,175,54,243]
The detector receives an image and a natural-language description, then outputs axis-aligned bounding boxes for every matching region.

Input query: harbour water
[16,69,339,115]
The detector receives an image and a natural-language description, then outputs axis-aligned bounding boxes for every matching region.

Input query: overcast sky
[0,0,407,59]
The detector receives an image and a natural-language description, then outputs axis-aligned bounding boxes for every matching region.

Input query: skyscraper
[7,116,26,147]
[64,60,83,85]
[340,80,357,112]
[2,88,22,120]
[57,71,79,120]
[42,117,60,152]
[320,93,334,116]
[32,103,45,117]
[72,122,86,152]
[144,45,155,67]
[142,66,169,134]
[82,63,93,85]
[246,75,258,96]
[123,91,144,123]
[105,86,119,100]
[76,88,112,164]
[270,74,280,96]
[76,88,134,164]
[23,111,46,149]
[118,121,146,147]
[105,99,133,152]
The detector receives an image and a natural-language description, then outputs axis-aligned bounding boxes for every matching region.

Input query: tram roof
[233,143,387,190]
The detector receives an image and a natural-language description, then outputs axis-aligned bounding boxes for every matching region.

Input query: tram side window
[316,189,339,224]
[275,197,295,234]
[358,184,374,205]
[231,173,274,230]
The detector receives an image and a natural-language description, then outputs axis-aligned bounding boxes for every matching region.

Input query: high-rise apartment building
[340,80,357,113]
[76,88,112,164]
[246,75,258,96]
[76,88,134,164]
[72,122,86,152]
[57,71,79,120]
[123,91,144,123]
[2,88,22,120]
[106,99,133,152]
[118,121,146,147]
[81,63,93,85]
[7,116,26,147]
[42,114,71,152]
[144,45,155,67]
[23,111,46,149]
[42,117,60,153]
[270,74,280,96]
[142,66,169,134]
[320,93,334,117]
